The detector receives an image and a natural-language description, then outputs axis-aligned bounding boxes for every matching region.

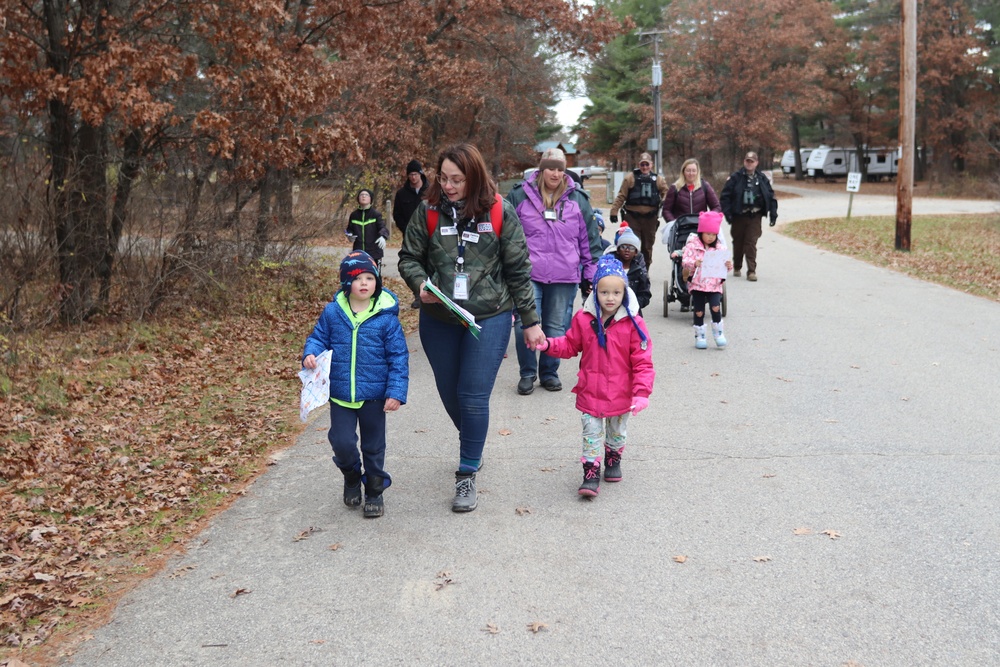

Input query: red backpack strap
[427,206,439,236]
[427,194,503,236]
[490,193,504,236]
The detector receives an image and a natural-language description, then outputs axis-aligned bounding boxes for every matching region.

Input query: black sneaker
[343,469,363,507]
[517,377,535,395]
[578,461,601,497]
[363,494,384,518]
[452,472,478,512]
[540,377,562,392]
[604,447,623,482]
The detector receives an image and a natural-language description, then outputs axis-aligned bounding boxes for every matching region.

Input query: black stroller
[662,214,727,317]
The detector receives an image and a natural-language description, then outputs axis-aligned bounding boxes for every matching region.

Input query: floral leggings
[580,412,629,461]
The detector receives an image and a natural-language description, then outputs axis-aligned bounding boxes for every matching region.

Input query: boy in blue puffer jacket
[302,251,409,518]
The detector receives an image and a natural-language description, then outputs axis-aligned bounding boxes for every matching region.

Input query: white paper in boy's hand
[298,350,332,422]
[700,248,731,280]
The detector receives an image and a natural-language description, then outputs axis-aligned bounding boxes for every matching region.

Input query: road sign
[846,172,862,193]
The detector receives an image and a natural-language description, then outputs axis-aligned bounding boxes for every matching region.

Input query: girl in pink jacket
[682,211,733,349]
[535,255,655,497]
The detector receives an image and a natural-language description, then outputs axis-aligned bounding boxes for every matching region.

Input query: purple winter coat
[661,181,722,222]
[509,174,597,284]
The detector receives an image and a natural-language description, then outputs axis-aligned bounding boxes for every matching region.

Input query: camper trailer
[805,147,853,179]
[805,147,899,181]
[860,148,899,181]
[780,148,816,177]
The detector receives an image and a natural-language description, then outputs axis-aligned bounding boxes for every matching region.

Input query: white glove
[375,236,386,250]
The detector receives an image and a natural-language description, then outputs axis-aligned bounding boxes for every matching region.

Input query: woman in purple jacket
[660,158,722,222]
[507,148,603,395]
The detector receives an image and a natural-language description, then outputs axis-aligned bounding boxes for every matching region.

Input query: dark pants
[328,400,390,486]
[691,290,723,326]
[513,281,576,383]
[419,309,512,470]
[623,211,659,270]
[730,213,763,273]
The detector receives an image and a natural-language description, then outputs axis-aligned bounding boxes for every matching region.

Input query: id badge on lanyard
[453,272,470,300]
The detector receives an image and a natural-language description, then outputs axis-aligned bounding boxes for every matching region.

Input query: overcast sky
[555,96,590,135]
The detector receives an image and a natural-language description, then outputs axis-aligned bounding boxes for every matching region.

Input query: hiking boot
[604,447,623,482]
[517,377,535,395]
[712,321,728,348]
[452,472,478,512]
[733,269,741,277]
[342,468,363,507]
[363,476,384,518]
[540,377,562,391]
[363,494,384,518]
[694,324,708,349]
[747,272,757,281]
[578,460,601,497]
[410,297,421,309]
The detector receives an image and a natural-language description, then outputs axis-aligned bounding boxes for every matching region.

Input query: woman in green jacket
[398,143,544,513]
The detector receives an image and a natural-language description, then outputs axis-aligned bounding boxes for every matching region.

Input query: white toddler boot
[712,321,727,348]
[694,324,707,349]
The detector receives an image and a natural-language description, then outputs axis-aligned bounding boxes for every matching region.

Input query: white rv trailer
[780,147,816,176]
[806,147,900,181]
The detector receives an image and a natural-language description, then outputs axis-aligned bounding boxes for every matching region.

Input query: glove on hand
[579,278,592,299]
[609,214,618,223]
[375,236,386,250]
[630,397,649,415]
[768,218,777,228]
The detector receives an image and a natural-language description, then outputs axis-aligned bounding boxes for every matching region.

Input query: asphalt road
[64,187,1000,666]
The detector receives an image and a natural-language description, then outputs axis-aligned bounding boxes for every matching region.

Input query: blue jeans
[513,281,577,382]
[419,309,513,468]
[328,400,390,486]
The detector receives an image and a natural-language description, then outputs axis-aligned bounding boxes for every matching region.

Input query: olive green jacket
[398,198,539,327]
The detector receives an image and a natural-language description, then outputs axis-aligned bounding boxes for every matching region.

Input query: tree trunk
[254,168,273,259]
[275,168,294,227]
[99,128,142,307]
[790,114,804,181]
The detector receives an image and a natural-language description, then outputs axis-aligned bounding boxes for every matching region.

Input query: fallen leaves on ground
[0,263,417,657]
[229,588,252,599]
[483,623,500,635]
[753,556,772,563]
[822,530,842,540]
[515,507,532,515]
[793,527,814,536]
[293,527,322,542]
[434,571,456,591]
[527,621,548,633]
[673,555,687,563]
[498,429,512,436]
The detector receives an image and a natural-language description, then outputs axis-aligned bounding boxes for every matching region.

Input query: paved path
[66,191,1000,666]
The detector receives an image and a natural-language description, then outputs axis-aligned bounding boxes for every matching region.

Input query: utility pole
[637,30,666,176]
[896,0,916,251]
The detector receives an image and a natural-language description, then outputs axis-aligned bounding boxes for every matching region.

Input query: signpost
[846,171,862,219]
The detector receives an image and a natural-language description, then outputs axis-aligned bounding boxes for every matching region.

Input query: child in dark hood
[346,189,390,266]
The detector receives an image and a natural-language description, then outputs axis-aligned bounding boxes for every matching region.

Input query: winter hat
[616,228,641,252]
[591,256,648,349]
[340,250,382,304]
[538,147,567,172]
[613,218,630,244]
[697,210,723,235]
[406,160,423,175]
[595,210,606,232]
[357,188,374,205]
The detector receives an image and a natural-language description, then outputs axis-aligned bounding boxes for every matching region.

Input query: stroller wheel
[662,279,670,318]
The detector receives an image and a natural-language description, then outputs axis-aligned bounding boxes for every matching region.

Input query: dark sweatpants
[623,211,659,270]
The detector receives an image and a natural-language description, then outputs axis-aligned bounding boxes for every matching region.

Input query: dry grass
[782,213,1000,302]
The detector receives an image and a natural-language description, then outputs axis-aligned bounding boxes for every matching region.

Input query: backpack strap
[427,194,504,236]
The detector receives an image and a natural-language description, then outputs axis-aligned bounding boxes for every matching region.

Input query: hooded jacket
[543,288,654,417]
[346,206,390,261]
[397,197,539,327]
[506,173,602,284]
[302,289,409,404]
[681,233,728,294]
